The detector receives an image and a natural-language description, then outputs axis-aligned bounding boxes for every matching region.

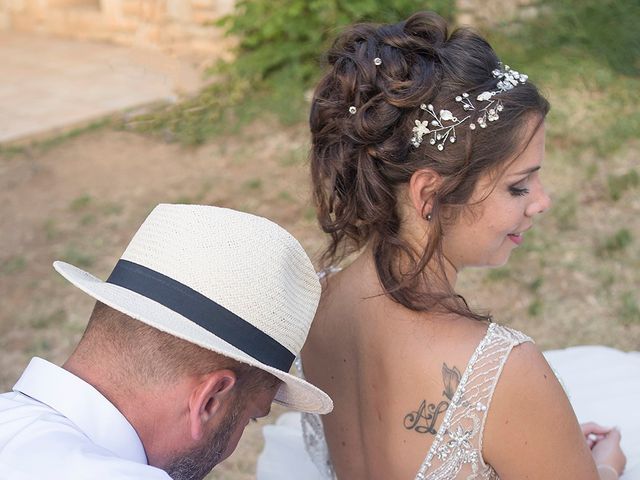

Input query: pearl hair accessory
[374,57,382,66]
[410,64,528,151]
[349,106,357,114]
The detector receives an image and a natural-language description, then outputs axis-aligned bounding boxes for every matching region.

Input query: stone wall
[456,0,541,27]
[0,0,235,58]
[0,1,542,58]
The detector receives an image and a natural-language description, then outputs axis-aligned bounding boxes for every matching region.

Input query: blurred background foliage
[128,0,640,339]
[131,0,639,150]
[130,0,455,143]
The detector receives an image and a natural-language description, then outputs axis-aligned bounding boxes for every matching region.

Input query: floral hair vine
[410,64,529,151]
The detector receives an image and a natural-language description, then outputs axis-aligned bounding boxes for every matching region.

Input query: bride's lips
[507,233,523,245]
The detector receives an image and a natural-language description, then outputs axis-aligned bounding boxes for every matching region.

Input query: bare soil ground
[1,120,638,479]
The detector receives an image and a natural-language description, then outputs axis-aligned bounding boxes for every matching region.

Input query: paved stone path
[0,32,203,144]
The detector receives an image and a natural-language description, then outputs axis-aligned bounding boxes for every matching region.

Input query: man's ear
[188,369,237,441]
[408,168,443,219]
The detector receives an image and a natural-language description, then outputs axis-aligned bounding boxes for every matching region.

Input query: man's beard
[165,399,244,480]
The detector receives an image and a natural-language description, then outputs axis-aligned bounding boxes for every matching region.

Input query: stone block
[120,0,166,21]
[167,0,191,21]
[56,0,102,8]
[121,0,144,19]
[455,0,539,27]
[519,5,541,21]
[101,0,123,19]
[51,12,106,39]
[191,9,218,25]
[457,12,474,26]
[136,23,161,44]
[3,0,239,60]
[190,0,214,8]
[210,0,234,16]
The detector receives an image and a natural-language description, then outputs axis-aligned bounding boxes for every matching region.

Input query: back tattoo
[403,363,461,435]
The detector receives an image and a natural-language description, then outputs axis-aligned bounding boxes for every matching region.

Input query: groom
[0,204,332,480]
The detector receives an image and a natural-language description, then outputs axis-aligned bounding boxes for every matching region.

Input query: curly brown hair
[310,11,550,320]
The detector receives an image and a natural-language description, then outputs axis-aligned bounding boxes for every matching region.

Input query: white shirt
[0,357,171,480]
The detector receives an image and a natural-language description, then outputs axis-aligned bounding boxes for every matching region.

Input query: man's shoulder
[0,392,171,480]
[0,457,171,480]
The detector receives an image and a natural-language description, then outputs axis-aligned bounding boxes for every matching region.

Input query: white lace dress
[260,323,515,479]
[257,323,640,479]
[300,323,527,480]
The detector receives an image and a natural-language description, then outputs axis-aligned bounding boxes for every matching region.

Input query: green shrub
[216,0,455,88]
[488,0,640,77]
[133,0,455,144]
[134,0,638,146]
[486,0,640,156]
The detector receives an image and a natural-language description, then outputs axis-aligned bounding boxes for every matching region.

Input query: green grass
[80,213,96,226]
[43,219,60,240]
[174,185,210,205]
[69,194,92,211]
[28,338,53,357]
[619,292,640,325]
[529,276,544,293]
[552,194,578,231]
[303,206,316,222]
[597,229,633,257]
[279,149,306,167]
[485,267,512,282]
[278,190,294,202]
[608,170,640,201]
[0,119,112,158]
[102,202,124,216]
[1,256,27,275]
[127,78,253,145]
[243,178,263,191]
[31,309,66,330]
[528,298,543,317]
[61,245,95,268]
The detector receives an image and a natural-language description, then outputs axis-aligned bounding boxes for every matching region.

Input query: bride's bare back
[302,256,485,478]
[302,253,599,479]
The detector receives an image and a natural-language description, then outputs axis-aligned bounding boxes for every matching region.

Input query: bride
[258,11,636,480]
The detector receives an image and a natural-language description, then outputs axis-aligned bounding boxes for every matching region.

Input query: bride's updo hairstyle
[310,11,549,320]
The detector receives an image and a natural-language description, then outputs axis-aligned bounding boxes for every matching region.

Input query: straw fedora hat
[54,204,332,414]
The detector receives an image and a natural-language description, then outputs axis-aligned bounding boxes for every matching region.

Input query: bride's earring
[426,212,432,222]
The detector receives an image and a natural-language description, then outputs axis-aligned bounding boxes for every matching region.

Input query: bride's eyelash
[509,186,530,197]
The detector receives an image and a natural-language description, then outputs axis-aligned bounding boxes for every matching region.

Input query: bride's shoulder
[391,315,496,380]
[480,334,591,477]
[405,318,535,380]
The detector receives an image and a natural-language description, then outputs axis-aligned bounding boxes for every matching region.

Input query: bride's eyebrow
[511,165,541,177]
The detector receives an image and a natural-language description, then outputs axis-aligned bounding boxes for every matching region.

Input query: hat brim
[54,261,333,415]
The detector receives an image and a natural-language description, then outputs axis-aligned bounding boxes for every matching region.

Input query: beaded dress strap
[415,323,532,479]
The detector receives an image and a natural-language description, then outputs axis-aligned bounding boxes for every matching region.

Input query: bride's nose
[525,187,552,217]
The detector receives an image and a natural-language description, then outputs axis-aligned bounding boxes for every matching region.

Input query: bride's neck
[358,243,459,294]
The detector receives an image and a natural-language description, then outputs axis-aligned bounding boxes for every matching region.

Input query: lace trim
[415,323,532,480]
[297,358,337,479]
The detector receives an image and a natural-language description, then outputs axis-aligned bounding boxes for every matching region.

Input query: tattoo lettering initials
[403,362,461,435]
[403,399,448,434]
